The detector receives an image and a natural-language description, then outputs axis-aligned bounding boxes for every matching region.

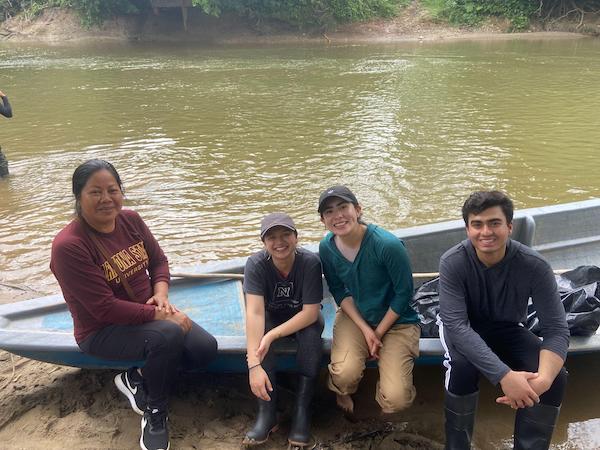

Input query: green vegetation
[67,0,146,27]
[0,0,146,26]
[194,0,406,29]
[422,0,600,31]
[0,0,405,28]
[422,0,535,30]
[1,0,599,31]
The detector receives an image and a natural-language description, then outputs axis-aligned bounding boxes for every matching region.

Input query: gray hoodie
[438,239,569,385]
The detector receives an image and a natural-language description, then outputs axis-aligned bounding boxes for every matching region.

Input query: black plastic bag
[411,278,440,338]
[411,265,600,338]
[527,265,600,337]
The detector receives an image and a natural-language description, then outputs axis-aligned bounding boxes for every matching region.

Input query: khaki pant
[327,309,420,413]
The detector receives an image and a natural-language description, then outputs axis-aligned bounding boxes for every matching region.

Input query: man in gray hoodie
[438,191,569,450]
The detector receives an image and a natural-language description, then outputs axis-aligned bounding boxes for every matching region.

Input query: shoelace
[128,371,146,396]
[129,369,144,386]
[148,409,168,431]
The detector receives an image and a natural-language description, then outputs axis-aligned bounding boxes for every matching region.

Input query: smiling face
[78,169,123,232]
[466,205,512,267]
[263,226,298,264]
[320,196,362,237]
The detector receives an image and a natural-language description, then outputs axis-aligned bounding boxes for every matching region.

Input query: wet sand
[1,350,598,449]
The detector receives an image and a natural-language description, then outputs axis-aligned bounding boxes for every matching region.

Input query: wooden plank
[182,4,188,31]
[150,0,192,31]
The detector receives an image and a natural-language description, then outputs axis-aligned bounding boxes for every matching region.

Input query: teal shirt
[319,224,418,326]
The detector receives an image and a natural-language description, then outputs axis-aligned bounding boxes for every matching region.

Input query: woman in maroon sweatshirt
[51,159,217,450]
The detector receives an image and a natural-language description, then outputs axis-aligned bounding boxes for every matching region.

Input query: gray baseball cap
[318,185,359,213]
[260,212,297,240]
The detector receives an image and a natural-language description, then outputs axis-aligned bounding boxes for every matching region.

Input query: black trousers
[444,323,567,407]
[80,320,217,410]
[260,311,324,378]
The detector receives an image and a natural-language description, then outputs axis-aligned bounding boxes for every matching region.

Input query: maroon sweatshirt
[50,209,170,344]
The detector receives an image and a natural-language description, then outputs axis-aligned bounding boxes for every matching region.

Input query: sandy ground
[2,284,599,449]
[0,288,447,449]
[0,350,448,449]
[0,285,600,450]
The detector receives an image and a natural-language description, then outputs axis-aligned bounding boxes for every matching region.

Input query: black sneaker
[114,368,146,415]
[140,408,170,450]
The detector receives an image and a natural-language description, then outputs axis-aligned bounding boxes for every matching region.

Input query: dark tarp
[410,265,600,338]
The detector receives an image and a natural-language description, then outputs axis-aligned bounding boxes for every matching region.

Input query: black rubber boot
[287,374,316,447]
[243,372,278,446]
[0,147,8,178]
[444,390,478,450]
[513,403,560,450]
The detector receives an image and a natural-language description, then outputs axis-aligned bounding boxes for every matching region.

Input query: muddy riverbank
[0,3,595,45]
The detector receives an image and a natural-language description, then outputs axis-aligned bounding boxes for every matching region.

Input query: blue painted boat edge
[2,349,445,372]
[0,294,65,319]
[0,297,596,371]
[0,329,443,355]
[0,329,446,371]
[4,345,592,372]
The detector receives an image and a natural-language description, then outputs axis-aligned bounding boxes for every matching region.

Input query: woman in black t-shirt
[242,212,324,448]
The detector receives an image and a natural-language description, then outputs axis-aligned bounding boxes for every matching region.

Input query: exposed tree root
[538,0,600,29]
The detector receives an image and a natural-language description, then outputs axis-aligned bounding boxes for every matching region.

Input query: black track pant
[261,311,324,378]
[80,320,217,410]
[443,323,567,407]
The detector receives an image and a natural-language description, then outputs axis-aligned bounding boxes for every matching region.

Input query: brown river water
[0,38,599,448]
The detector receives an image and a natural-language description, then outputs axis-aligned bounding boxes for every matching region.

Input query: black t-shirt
[243,247,323,315]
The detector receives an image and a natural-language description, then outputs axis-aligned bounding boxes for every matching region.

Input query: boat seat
[512,215,536,247]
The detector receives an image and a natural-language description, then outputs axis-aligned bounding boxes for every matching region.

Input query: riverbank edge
[0,5,594,46]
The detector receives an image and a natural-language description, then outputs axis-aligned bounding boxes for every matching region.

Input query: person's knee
[541,366,568,407]
[190,327,217,353]
[298,318,324,342]
[298,355,321,379]
[378,384,416,412]
[446,354,479,395]
[555,366,568,386]
[184,330,218,367]
[449,355,476,375]
[295,335,322,378]
[301,366,320,379]
[151,320,185,352]
[208,333,218,354]
[328,359,363,391]
[201,333,218,361]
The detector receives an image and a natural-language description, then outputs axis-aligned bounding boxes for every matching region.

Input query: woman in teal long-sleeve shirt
[318,185,420,416]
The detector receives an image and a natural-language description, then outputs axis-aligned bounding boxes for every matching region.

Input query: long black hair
[72,159,123,216]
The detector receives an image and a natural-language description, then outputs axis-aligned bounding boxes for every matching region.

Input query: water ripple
[1,40,599,290]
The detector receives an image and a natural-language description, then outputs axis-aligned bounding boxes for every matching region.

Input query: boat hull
[2,199,600,372]
[0,281,446,371]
